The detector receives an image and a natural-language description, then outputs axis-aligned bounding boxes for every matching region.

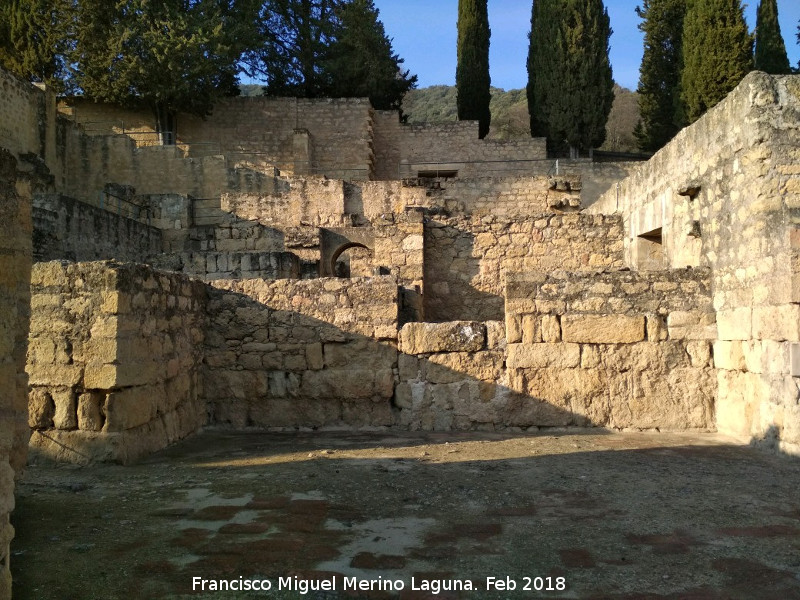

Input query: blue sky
[373,0,800,91]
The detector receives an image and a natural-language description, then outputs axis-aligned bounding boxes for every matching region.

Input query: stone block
[77,392,105,431]
[713,341,745,371]
[425,351,503,383]
[53,390,77,430]
[686,341,712,368]
[541,315,561,342]
[506,315,522,344]
[752,304,800,342]
[667,311,717,340]
[507,343,581,369]
[399,321,486,355]
[715,307,750,341]
[561,315,645,344]
[521,315,541,344]
[104,386,158,431]
[646,314,668,342]
[306,342,324,370]
[485,320,506,350]
[28,388,55,429]
[398,354,420,380]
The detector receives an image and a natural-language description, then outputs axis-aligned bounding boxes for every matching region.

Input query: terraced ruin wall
[27,262,207,464]
[589,72,800,454]
[0,149,31,596]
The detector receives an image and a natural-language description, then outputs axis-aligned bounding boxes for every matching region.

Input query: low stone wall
[27,261,207,464]
[424,214,625,322]
[501,269,717,430]
[152,251,300,281]
[0,149,32,596]
[205,277,399,429]
[33,194,162,263]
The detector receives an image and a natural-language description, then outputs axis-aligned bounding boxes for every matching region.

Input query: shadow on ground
[12,429,800,599]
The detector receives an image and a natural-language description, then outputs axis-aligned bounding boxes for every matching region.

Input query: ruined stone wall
[33,194,162,263]
[372,113,548,179]
[153,251,300,281]
[588,72,800,453]
[204,277,398,428]
[0,149,31,597]
[0,69,57,166]
[502,269,716,430]
[27,261,207,464]
[424,214,625,322]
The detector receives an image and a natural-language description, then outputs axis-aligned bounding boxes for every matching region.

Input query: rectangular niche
[636,227,664,271]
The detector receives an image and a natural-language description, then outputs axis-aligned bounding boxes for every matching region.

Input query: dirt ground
[10,429,800,599]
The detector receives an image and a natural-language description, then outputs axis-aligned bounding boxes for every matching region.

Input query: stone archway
[319,227,376,277]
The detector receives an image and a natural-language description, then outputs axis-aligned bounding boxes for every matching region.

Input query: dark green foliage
[527,0,614,156]
[73,0,249,141]
[634,0,686,152]
[0,0,73,91]
[456,0,491,138]
[244,0,415,108]
[754,0,791,74]
[324,0,416,110]
[681,0,753,124]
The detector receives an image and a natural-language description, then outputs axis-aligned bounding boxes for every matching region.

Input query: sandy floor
[11,429,800,599]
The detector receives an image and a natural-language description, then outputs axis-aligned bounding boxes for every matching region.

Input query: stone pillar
[0,147,32,598]
[293,129,312,175]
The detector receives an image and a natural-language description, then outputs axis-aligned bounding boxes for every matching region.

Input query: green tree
[527,0,614,157]
[634,0,686,152]
[0,0,73,91]
[324,0,416,110]
[681,0,753,123]
[72,0,248,143]
[754,0,791,74]
[456,0,491,138]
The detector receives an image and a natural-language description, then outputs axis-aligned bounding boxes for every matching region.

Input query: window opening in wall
[636,227,664,271]
[417,170,458,179]
[331,243,373,278]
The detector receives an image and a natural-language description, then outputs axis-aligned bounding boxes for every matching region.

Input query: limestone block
[506,315,522,344]
[667,311,717,340]
[300,370,375,399]
[53,390,77,430]
[752,305,800,342]
[521,315,541,344]
[686,341,712,368]
[28,388,55,429]
[715,307,750,341]
[306,342,324,370]
[743,340,790,375]
[26,363,83,387]
[77,392,105,431]
[399,321,486,355]
[541,315,561,342]
[713,341,745,371]
[424,351,503,383]
[561,315,645,344]
[485,321,506,350]
[104,386,159,432]
[646,315,668,342]
[507,343,581,369]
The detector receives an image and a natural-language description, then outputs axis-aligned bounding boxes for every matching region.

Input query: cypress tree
[634,0,687,152]
[456,0,491,138]
[754,0,791,74]
[527,0,613,156]
[681,0,753,124]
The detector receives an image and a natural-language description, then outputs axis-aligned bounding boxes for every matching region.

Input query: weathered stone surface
[399,321,486,355]
[561,315,645,344]
[507,343,581,369]
[667,311,717,341]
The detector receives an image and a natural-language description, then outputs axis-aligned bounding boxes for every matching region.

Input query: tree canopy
[456,0,491,138]
[634,0,686,153]
[527,0,614,156]
[681,0,753,124]
[754,0,791,74]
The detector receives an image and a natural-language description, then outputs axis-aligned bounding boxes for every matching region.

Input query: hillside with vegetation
[402,84,641,153]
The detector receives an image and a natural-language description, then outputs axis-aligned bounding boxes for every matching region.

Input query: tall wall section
[588,72,800,454]
[0,149,32,597]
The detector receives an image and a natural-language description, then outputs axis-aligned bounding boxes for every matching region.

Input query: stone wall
[0,149,32,597]
[424,214,625,321]
[204,277,399,428]
[27,261,207,464]
[372,112,548,180]
[502,269,716,430]
[588,72,800,454]
[33,194,162,263]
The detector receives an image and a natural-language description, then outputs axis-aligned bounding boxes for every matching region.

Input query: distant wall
[424,214,625,322]
[27,261,207,464]
[205,277,399,428]
[0,149,31,596]
[33,194,162,263]
[588,72,800,454]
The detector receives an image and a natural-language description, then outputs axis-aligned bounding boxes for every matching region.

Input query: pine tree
[634,0,686,152]
[324,0,417,110]
[527,0,614,156]
[681,0,753,124]
[754,0,791,74]
[456,0,491,138]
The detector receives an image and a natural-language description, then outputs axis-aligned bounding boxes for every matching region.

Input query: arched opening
[330,242,373,278]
